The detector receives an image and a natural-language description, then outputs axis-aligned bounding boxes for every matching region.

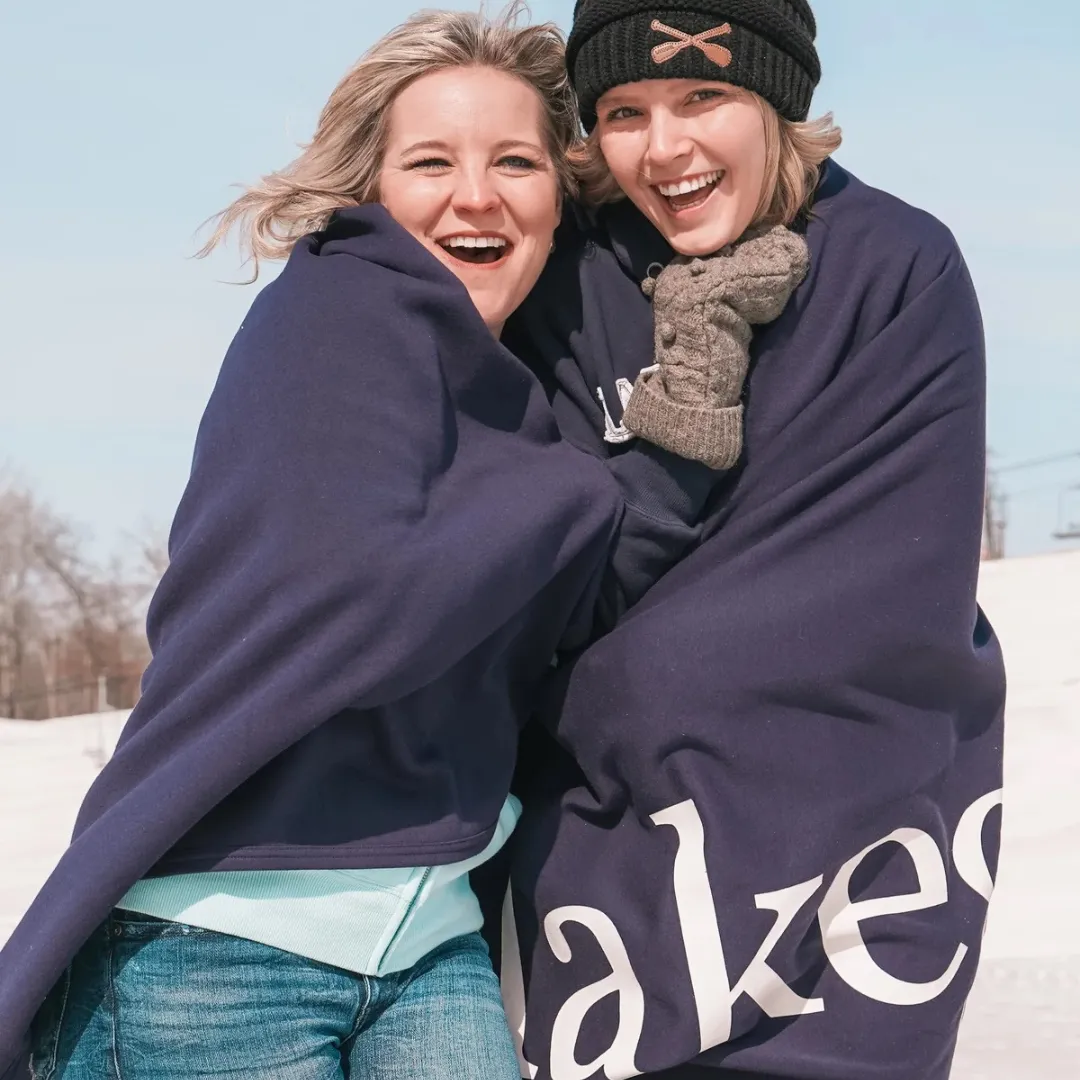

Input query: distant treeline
[0,470,165,720]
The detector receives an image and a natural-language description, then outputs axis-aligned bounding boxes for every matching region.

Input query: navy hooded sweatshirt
[489,162,1007,1080]
[0,205,724,1077]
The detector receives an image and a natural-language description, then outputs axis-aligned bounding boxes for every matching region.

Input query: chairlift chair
[1052,484,1080,541]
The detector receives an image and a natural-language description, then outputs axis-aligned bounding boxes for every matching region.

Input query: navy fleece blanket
[496,163,1007,1080]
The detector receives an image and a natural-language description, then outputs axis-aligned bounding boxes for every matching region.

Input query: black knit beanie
[567,0,821,129]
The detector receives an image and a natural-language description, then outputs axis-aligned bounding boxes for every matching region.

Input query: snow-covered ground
[951,551,1080,1078]
[1,551,1077,1075]
[0,709,129,946]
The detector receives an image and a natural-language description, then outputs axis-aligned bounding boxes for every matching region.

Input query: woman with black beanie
[496,3,1006,1078]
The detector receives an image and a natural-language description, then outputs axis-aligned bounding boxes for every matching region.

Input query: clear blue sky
[1,0,1077,558]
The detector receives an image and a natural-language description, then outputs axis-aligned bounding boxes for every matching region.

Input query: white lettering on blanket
[502,789,1002,1080]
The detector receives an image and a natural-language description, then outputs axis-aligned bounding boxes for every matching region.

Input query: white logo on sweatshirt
[503,788,1002,1080]
[597,368,658,445]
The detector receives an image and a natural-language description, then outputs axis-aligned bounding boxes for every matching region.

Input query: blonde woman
[0,7,811,1080]
[496,2,1005,1078]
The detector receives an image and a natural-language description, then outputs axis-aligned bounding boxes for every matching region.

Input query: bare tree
[0,471,154,719]
[136,522,170,582]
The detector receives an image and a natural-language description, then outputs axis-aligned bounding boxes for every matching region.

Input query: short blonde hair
[199,3,577,278]
[571,91,842,228]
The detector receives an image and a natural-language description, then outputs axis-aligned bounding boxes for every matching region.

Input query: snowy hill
[1,552,1078,1076]
[952,552,1080,1078]
[0,709,129,945]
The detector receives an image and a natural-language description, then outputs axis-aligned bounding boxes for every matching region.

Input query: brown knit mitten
[621,224,810,469]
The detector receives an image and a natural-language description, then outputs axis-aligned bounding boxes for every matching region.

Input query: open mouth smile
[436,234,512,266]
[654,170,725,214]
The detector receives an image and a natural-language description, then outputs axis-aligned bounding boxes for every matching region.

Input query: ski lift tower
[1052,484,1080,542]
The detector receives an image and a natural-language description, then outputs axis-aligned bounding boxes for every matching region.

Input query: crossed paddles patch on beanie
[567,0,821,129]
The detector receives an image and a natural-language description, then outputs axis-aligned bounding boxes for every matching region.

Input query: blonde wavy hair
[571,92,842,228]
[198,3,578,279]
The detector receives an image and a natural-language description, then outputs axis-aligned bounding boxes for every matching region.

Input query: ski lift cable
[996,449,1080,475]
[1006,481,1074,501]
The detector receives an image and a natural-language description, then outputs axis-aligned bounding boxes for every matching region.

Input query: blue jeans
[30,911,520,1079]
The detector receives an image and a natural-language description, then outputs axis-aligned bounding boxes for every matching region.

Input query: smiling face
[379,66,562,338]
[595,79,769,257]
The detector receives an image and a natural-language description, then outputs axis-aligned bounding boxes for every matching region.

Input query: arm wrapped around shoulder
[621,224,809,469]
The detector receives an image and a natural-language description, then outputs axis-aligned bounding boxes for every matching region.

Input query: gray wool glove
[620,224,810,470]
